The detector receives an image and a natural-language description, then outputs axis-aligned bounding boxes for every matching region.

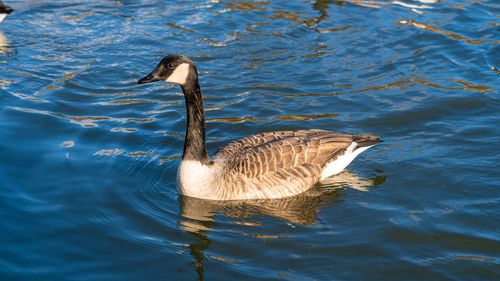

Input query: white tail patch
[166,63,190,85]
[320,142,374,180]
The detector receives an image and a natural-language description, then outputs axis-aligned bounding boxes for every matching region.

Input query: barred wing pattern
[211,129,365,199]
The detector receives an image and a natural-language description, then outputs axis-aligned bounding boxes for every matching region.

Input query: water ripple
[1,0,499,280]
[8,106,155,127]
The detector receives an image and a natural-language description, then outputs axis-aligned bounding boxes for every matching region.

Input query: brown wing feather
[213,129,354,178]
[208,129,380,199]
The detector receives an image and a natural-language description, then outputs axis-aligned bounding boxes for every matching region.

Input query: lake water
[1,0,499,280]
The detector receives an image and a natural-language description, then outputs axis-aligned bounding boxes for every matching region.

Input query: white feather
[177,160,215,198]
[320,142,374,180]
[166,63,190,85]
[0,14,6,23]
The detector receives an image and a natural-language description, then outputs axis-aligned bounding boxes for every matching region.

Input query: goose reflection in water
[178,170,384,231]
[176,171,385,279]
[0,31,12,55]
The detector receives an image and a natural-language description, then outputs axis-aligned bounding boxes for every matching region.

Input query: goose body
[0,1,13,23]
[138,55,382,200]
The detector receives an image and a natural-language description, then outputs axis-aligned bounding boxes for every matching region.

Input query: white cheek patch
[165,63,190,85]
[0,14,7,23]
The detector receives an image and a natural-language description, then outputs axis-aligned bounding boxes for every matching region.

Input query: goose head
[138,54,198,86]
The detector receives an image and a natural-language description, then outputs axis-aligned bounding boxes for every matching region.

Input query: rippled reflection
[9,106,154,127]
[335,0,438,11]
[410,74,493,93]
[399,19,499,46]
[176,170,384,279]
[222,1,269,12]
[0,31,12,55]
[166,22,198,34]
[178,170,383,232]
[179,191,334,231]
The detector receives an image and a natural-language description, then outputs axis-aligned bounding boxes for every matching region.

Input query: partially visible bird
[0,1,13,23]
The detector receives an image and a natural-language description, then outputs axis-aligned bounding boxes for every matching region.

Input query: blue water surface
[1,0,499,280]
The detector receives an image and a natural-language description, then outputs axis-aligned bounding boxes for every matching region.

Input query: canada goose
[0,1,13,23]
[138,55,382,200]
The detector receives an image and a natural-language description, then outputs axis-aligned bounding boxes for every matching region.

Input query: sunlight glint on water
[0,0,499,280]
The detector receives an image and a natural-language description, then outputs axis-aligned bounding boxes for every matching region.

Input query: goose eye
[167,63,175,70]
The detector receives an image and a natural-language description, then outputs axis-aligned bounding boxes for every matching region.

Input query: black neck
[181,80,210,164]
